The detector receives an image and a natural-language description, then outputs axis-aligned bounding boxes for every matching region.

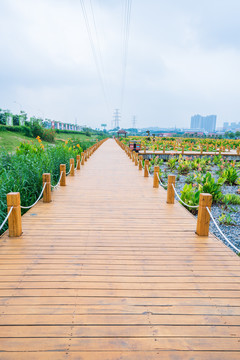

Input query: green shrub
[221,194,240,205]
[0,141,86,235]
[221,167,239,185]
[199,172,224,203]
[180,184,200,214]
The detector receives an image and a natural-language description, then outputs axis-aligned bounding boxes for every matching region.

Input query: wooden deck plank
[0,139,239,358]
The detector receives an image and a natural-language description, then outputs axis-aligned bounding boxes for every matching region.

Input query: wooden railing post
[60,164,66,186]
[181,146,184,155]
[135,154,138,166]
[163,146,166,154]
[132,151,135,162]
[144,159,149,177]
[7,192,22,237]
[139,155,143,170]
[76,155,81,170]
[43,173,51,203]
[81,152,85,165]
[70,158,75,176]
[153,166,159,188]
[196,193,212,236]
[167,175,175,204]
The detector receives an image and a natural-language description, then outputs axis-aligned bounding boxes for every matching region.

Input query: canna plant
[180,184,201,214]
[199,172,225,203]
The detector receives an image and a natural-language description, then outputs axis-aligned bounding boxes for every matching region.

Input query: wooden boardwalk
[0,139,240,359]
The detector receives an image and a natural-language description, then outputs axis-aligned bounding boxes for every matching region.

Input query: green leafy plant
[221,167,239,185]
[199,172,225,203]
[167,157,178,170]
[221,193,240,205]
[218,213,236,226]
[180,184,200,214]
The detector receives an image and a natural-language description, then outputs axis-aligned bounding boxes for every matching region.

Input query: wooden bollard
[163,146,166,154]
[85,151,88,162]
[7,192,22,237]
[181,146,184,155]
[139,155,143,170]
[70,158,75,176]
[42,173,51,203]
[153,166,159,188]
[81,152,85,165]
[132,151,136,162]
[76,155,81,170]
[144,159,149,177]
[237,147,240,155]
[144,146,146,154]
[167,175,175,204]
[135,154,138,166]
[60,164,66,186]
[196,193,212,236]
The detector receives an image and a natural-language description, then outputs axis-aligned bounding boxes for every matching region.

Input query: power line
[79,0,110,113]
[120,0,132,114]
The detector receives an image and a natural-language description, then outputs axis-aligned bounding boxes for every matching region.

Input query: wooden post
[144,159,149,177]
[163,146,166,154]
[153,166,159,188]
[81,152,85,165]
[132,151,135,162]
[181,146,184,155]
[139,155,143,171]
[76,155,81,170]
[60,164,66,186]
[237,146,240,155]
[42,173,51,203]
[144,146,146,154]
[196,193,212,236]
[70,158,75,176]
[135,154,138,166]
[7,192,22,237]
[167,175,175,204]
[200,146,203,154]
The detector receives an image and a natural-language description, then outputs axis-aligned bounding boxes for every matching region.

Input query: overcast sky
[1,0,240,129]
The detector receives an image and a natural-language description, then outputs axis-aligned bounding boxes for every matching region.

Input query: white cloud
[0,0,240,128]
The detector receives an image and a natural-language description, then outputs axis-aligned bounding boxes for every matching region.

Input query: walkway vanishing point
[0,139,240,359]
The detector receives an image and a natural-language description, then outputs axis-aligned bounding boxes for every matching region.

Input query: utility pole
[113,109,121,129]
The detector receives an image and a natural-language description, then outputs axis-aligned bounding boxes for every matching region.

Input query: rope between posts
[172,184,199,209]
[156,173,167,189]
[51,171,63,189]
[75,159,79,170]
[206,207,240,253]
[20,183,47,209]
[66,164,73,175]
[0,206,13,231]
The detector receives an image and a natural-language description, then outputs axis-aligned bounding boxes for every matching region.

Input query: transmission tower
[113,109,121,129]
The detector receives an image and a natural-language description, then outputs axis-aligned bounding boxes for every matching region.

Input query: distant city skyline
[190,114,217,133]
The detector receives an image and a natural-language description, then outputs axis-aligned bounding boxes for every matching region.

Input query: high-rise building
[190,114,216,132]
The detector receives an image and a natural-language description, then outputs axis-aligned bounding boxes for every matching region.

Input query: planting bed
[146,155,240,253]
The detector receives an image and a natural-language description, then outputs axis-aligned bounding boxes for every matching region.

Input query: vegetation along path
[0,139,240,359]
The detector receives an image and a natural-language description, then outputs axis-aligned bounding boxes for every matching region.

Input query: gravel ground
[149,162,240,254]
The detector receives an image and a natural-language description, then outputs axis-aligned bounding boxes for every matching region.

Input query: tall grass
[0,140,86,235]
